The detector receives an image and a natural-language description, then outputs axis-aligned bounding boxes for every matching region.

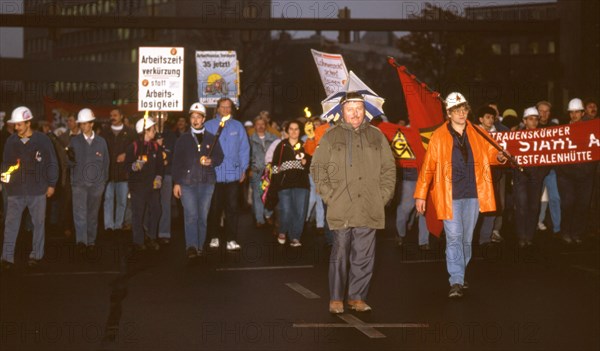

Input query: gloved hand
[304,121,315,139]
[153,176,162,189]
[132,159,146,172]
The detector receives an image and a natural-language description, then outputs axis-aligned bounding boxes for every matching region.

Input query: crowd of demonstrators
[0,90,598,315]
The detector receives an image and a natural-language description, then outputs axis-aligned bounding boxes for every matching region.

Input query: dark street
[1,208,598,351]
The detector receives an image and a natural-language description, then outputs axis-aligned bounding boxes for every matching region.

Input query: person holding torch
[125,114,164,251]
[1,106,58,270]
[172,103,223,259]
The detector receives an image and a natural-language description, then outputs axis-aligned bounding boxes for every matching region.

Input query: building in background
[465,0,599,116]
[1,0,597,125]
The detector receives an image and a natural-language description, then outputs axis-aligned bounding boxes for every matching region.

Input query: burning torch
[200,115,230,166]
[303,107,315,139]
[1,159,20,183]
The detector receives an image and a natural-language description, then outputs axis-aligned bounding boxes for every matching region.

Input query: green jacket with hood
[310,119,396,230]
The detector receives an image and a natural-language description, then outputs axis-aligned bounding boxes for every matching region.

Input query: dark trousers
[513,170,545,241]
[130,186,161,246]
[329,227,376,301]
[557,170,595,240]
[207,181,240,242]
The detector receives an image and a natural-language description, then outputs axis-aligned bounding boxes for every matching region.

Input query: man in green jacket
[311,92,396,314]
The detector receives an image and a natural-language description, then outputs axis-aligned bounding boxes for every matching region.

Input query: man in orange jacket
[415,92,507,299]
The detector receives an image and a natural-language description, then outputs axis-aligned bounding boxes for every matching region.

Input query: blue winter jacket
[204,116,250,183]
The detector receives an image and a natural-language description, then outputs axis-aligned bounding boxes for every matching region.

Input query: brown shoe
[329,300,344,314]
[347,300,372,312]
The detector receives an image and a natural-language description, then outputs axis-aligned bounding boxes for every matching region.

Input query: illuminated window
[491,43,502,55]
[509,43,520,55]
[528,42,539,54]
[548,41,555,54]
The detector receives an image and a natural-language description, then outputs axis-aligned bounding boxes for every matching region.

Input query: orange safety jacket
[414,121,505,220]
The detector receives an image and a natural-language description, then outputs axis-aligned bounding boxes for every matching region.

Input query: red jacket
[414,121,504,220]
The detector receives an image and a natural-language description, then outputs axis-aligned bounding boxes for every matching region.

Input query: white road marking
[216,265,314,271]
[26,271,120,277]
[571,265,599,275]
[285,282,320,299]
[294,314,429,339]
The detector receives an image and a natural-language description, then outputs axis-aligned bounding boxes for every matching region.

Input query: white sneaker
[209,238,219,248]
[226,240,241,251]
[537,222,547,231]
[290,239,302,247]
[491,230,504,243]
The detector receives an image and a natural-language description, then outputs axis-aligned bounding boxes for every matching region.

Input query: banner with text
[138,47,184,111]
[196,51,239,107]
[491,119,600,166]
[311,49,348,96]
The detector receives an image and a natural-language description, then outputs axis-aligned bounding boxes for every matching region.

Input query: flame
[220,115,231,127]
[5,159,20,175]
[304,107,311,118]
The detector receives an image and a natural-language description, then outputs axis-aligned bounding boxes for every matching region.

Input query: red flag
[388,58,445,237]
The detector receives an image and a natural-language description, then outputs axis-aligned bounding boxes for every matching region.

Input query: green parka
[310,119,396,230]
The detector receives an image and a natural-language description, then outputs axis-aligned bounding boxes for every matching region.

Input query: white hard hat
[189,102,206,115]
[77,108,96,123]
[523,107,539,118]
[135,117,156,134]
[8,106,33,124]
[567,98,584,111]
[445,92,468,110]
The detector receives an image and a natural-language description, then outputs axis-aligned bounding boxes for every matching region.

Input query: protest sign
[138,47,184,111]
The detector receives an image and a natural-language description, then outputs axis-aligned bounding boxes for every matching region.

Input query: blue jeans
[2,195,46,263]
[158,175,173,238]
[278,188,309,241]
[181,183,215,250]
[539,170,561,232]
[250,173,272,224]
[396,180,429,245]
[72,185,105,245]
[104,181,128,230]
[306,176,325,228]
[443,198,479,286]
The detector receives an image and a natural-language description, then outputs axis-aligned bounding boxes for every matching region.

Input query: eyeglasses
[451,107,470,115]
